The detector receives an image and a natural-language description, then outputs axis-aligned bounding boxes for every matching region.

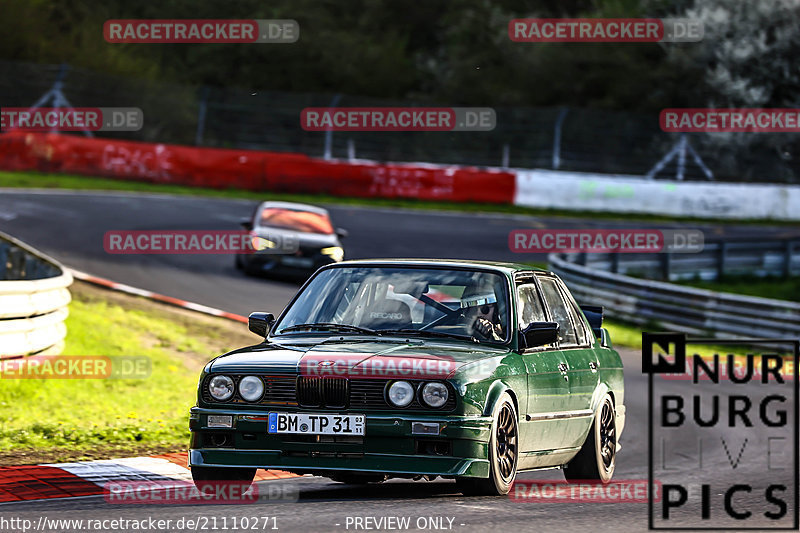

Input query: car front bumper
[239,252,336,276]
[189,407,492,478]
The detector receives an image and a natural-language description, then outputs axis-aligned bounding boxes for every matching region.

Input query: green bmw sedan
[188,259,626,495]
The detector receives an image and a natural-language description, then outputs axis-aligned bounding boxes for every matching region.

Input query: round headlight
[239,376,264,402]
[208,375,234,401]
[387,381,415,407]
[421,382,449,408]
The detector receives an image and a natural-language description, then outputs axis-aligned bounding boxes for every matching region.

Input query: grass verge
[605,319,760,359]
[0,282,255,464]
[677,275,800,303]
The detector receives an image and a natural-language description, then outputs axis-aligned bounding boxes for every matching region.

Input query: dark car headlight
[421,382,448,408]
[208,375,235,401]
[238,375,264,402]
[387,381,415,407]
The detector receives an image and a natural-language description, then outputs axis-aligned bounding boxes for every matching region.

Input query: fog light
[208,415,233,428]
[412,422,440,435]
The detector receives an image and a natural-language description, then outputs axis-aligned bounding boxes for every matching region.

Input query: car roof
[329,258,551,275]
[257,201,330,215]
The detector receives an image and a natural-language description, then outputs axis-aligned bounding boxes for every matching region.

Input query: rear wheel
[564,394,616,483]
[456,392,518,495]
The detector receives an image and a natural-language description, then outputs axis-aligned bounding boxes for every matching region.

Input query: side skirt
[517,447,582,471]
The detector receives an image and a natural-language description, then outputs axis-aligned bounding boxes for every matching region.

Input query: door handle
[589,361,598,371]
[558,362,568,373]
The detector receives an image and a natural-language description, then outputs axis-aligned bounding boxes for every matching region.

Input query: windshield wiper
[278,323,378,335]
[376,328,480,343]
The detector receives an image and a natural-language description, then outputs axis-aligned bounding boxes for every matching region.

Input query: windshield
[258,207,334,234]
[273,266,510,343]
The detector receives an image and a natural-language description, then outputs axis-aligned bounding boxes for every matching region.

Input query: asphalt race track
[0,190,798,532]
[1,189,798,317]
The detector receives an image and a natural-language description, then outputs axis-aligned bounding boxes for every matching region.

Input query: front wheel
[456,392,518,495]
[564,394,616,483]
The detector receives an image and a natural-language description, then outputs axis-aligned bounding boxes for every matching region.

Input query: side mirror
[335,228,349,239]
[240,219,253,231]
[520,322,559,349]
[248,312,275,338]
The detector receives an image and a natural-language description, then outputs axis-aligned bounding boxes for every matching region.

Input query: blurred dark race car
[236,201,347,279]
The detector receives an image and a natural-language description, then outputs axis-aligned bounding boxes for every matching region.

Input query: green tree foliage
[0,0,698,111]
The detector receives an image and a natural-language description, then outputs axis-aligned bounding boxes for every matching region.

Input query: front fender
[481,380,518,417]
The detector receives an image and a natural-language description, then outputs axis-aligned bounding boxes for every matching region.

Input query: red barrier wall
[0,132,515,204]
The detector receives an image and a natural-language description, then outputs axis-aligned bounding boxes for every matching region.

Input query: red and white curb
[0,452,296,503]
[69,268,247,324]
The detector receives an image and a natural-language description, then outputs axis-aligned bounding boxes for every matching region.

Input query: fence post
[323,93,342,160]
[195,86,209,146]
[501,144,509,168]
[717,241,727,280]
[552,107,568,170]
[660,251,671,280]
[610,252,619,274]
[783,240,794,278]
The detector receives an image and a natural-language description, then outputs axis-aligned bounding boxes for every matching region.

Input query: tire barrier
[0,230,72,358]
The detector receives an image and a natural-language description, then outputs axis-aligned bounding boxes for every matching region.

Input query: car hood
[207,339,511,379]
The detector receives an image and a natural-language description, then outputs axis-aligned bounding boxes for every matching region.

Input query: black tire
[328,473,388,484]
[191,466,257,494]
[456,392,518,496]
[564,394,616,483]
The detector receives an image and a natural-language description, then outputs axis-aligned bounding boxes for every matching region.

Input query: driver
[462,293,504,341]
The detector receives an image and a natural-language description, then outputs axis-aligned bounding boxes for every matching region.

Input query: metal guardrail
[0,231,72,358]
[574,239,800,282]
[549,252,800,340]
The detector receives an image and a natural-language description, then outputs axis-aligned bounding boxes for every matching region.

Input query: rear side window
[563,297,589,346]
[516,283,546,328]
[538,277,578,346]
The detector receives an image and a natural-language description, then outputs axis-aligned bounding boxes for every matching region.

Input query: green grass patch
[605,318,756,358]
[1,169,794,225]
[678,275,800,303]
[0,297,206,452]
